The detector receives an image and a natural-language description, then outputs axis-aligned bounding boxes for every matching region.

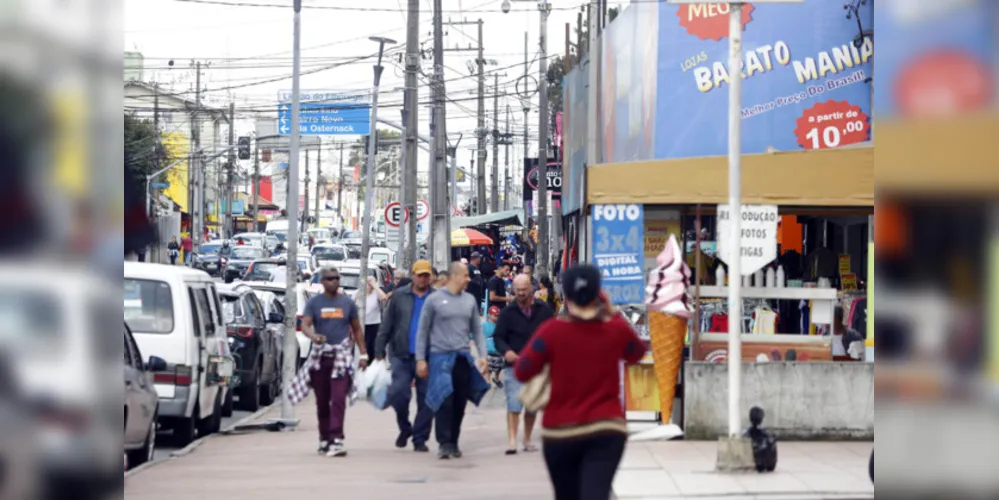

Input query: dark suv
[217,283,282,411]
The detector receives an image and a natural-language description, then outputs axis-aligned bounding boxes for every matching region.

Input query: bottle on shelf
[776,265,786,288]
[753,269,764,288]
[765,266,776,288]
[716,264,726,286]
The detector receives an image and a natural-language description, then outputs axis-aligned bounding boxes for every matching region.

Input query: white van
[124,263,235,446]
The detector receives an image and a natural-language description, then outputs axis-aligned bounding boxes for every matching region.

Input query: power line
[175,0,585,14]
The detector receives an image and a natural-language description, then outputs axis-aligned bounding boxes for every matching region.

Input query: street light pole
[536,0,552,280]
[359,37,396,347]
[278,0,304,426]
[725,2,744,440]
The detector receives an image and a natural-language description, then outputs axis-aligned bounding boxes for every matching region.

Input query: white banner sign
[716,204,778,276]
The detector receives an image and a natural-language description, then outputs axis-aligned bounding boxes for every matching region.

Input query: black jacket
[374,284,434,358]
[493,300,554,362]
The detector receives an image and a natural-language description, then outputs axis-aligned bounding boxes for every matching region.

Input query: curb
[124,403,275,479]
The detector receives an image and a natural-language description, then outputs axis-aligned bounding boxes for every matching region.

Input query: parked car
[223,246,269,283]
[242,258,304,283]
[124,322,166,468]
[244,283,316,367]
[195,240,232,277]
[124,263,236,447]
[306,228,333,245]
[311,244,349,269]
[368,247,395,268]
[217,283,282,412]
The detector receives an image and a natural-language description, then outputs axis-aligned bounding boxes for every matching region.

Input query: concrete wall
[683,362,874,440]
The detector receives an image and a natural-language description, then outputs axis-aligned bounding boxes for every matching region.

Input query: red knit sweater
[514,315,645,431]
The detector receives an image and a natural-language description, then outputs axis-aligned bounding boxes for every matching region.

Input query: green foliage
[124,112,170,180]
[346,128,402,196]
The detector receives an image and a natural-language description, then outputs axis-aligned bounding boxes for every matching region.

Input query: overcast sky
[125,0,611,186]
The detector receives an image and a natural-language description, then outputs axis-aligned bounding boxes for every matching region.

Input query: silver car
[124,322,166,468]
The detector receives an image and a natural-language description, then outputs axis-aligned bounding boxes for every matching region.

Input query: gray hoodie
[415,287,486,361]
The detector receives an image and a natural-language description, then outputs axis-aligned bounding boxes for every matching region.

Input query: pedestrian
[521,265,540,291]
[167,237,180,265]
[435,270,449,289]
[374,260,436,453]
[483,305,504,387]
[488,262,513,310]
[415,261,491,460]
[466,251,486,308]
[354,275,388,366]
[535,276,559,313]
[514,264,645,500]
[181,233,193,265]
[297,266,370,457]
[494,274,554,455]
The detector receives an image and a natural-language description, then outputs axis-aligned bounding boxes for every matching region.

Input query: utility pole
[253,147,260,232]
[491,73,500,213]
[402,0,419,271]
[442,18,486,216]
[536,0,552,279]
[189,61,203,257]
[303,149,310,234]
[504,104,511,210]
[315,145,322,227]
[359,37,395,344]
[398,109,409,269]
[430,0,450,270]
[336,142,345,220]
[279,0,304,426]
[226,101,235,238]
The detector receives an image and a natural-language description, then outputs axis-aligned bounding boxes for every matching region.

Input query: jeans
[364,324,379,363]
[389,356,433,446]
[543,433,627,500]
[309,356,352,441]
[434,355,472,447]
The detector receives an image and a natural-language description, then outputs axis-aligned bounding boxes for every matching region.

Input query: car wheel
[261,356,280,406]
[237,364,260,412]
[869,451,873,483]
[172,404,198,447]
[221,387,234,417]
[127,412,157,468]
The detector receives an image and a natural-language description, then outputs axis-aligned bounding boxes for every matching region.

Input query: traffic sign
[451,205,463,217]
[416,199,430,220]
[715,204,779,276]
[150,182,169,189]
[277,90,371,136]
[384,202,409,227]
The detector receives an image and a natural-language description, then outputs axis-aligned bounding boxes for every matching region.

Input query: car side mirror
[268,312,284,324]
[147,356,167,372]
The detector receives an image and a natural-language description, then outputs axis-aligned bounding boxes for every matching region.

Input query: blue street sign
[150,182,169,189]
[277,90,371,136]
[591,204,645,305]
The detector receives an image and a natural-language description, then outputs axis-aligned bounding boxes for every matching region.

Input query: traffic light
[237,136,251,160]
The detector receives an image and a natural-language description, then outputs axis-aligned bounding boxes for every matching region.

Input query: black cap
[561,264,601,306]
[470,251,482,258]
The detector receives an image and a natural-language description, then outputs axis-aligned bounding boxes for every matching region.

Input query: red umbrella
[451,228,493,247]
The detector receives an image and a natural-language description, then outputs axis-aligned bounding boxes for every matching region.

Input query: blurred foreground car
[123,322,165,468]
[124,263,236,446]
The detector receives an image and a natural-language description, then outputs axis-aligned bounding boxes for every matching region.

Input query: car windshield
[268,231,287,242]
[123,279,173,334]
[342,231,361,239]
[370,253,389,264]
[231,247,264,260]
[201,243,223,254]
[313,247,346,260]
[345,245,362,258]
[245,262,281,281]
[339,273,361,290]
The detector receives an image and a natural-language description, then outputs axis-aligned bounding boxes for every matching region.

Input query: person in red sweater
[515,264,645,500]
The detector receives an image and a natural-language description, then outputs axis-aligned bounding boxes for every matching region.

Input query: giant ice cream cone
[645,234,692,423]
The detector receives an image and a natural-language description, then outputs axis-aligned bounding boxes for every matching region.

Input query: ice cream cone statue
[645,234,693,423]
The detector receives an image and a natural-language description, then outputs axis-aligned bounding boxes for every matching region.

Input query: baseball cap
[561,264,602,308]
[488,305,501,316]
[412,260,433,276]
[470,251,482,258]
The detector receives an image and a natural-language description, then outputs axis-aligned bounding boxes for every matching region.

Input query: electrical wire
[175,0,585,14]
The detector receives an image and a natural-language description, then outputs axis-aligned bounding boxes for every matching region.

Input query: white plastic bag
[356,359,392,410]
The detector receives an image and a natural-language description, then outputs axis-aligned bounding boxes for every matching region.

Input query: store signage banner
[716,204,778,276]
[591,204,645,305]
[600,1,874,162]
[562,58,588,215]
[523,159,562,218]
[873,0,996,118]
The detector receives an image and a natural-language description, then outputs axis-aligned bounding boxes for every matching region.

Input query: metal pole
[522,31,531,243]
[337,143,345,224]
[475,19,487,214]
[226,101,235,238]
[280,0,304,425]
[537,0,551,279]
[403,0,420,270]
[491,73,500,213]
[303,150,310,234]
[725,2,743,438]
[360,38,394,347]
[504,105,511,211]
[399,109,409,269]
[315,145,322,230]
[191,61,202,257]
[431,0,450,270]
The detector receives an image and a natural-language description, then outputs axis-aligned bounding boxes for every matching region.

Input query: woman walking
[167,237,181,265]
[535,276,560,314]
[355,276,388,364]
[515,264,645,500]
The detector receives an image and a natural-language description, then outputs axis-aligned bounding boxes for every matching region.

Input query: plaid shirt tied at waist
[288,337,355,406]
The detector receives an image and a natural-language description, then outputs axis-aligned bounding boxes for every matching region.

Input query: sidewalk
[125,389,554,500]
[125,387,873,500]
[614,440,874,500]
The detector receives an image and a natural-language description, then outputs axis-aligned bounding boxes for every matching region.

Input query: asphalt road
[150,410,253,464]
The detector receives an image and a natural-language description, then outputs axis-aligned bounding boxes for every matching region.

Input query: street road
[149,410,253,464]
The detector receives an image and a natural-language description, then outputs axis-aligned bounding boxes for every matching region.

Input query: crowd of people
[289,247,644,499]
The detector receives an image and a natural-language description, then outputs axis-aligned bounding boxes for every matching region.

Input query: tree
[346,128,403,198]
[124,112,170,181]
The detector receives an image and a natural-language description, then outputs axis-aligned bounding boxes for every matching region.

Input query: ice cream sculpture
[645,234,693,422]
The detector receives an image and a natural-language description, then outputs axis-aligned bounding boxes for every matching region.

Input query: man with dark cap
[466,251,486,309]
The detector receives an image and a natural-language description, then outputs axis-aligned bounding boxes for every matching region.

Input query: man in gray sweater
[416,261,490,459]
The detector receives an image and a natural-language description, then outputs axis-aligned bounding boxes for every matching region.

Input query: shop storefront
[563,0,875,437]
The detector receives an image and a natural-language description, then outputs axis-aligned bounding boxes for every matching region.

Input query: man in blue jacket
[375,260,436,452]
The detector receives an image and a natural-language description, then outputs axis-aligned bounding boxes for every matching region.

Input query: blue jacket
[425,351,491,412]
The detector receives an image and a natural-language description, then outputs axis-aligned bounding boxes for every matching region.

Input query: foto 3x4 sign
[592,204,645,305]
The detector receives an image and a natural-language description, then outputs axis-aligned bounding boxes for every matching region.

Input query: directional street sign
[277,90,371,136]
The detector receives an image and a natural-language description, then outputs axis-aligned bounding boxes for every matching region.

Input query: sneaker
[414,442,430,453]
[437,444,452,460]
[317,440,330,455]
[451,446,463,459]
[326,439,348,457]
[395,429,412,449]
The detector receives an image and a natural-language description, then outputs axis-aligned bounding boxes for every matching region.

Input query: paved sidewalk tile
[125,389,553,500]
